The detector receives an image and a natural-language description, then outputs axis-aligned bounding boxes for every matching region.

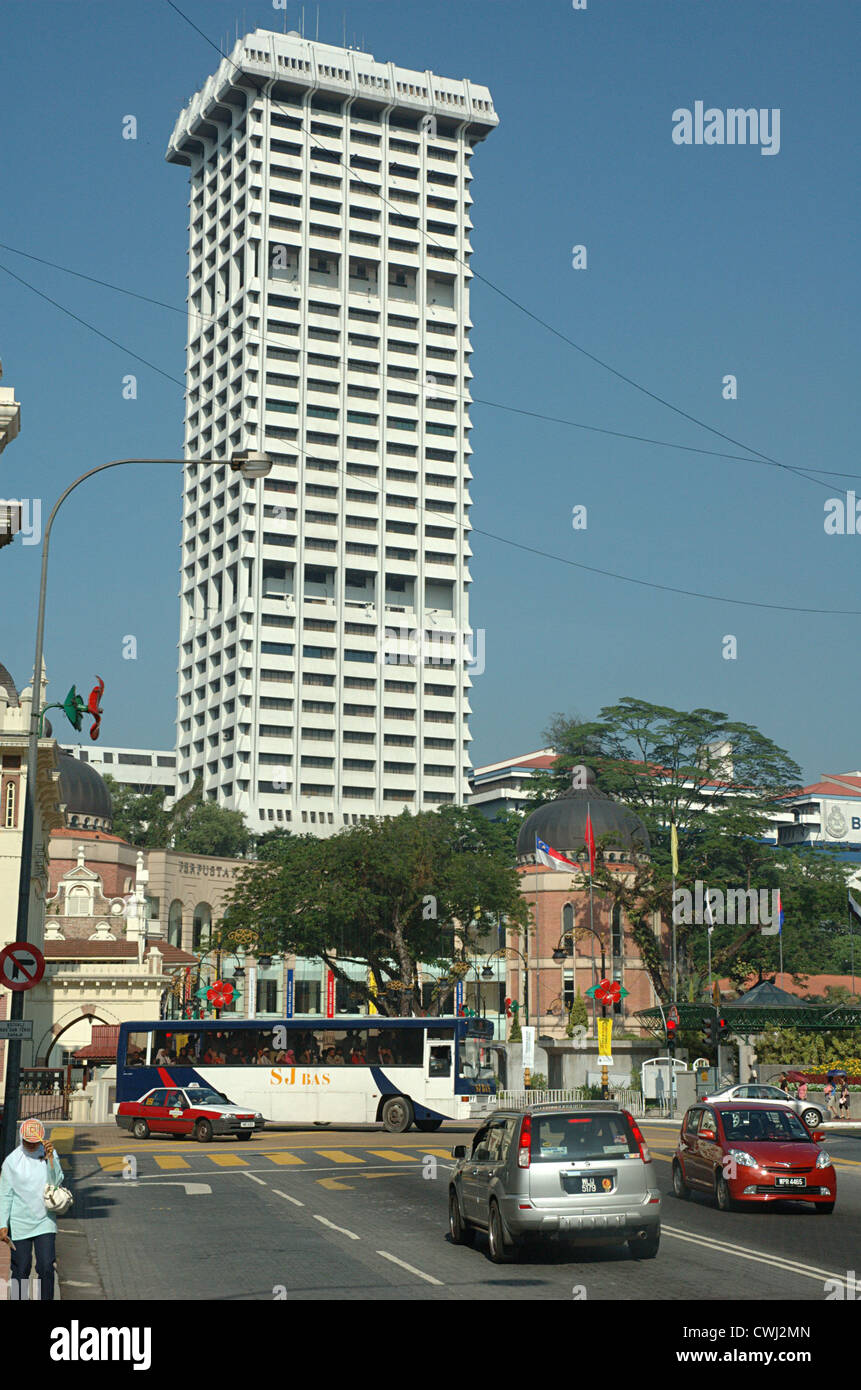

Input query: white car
[703,1084,824,1130]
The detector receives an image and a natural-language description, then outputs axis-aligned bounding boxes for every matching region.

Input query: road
[52,1122,861,1301]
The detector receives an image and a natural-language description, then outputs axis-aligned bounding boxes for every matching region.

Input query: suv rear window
[531,1113,638,1162]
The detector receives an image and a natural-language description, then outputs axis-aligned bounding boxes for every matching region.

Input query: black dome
[0,662,19,707]
[517,768,650,861]
[57,751,113,828]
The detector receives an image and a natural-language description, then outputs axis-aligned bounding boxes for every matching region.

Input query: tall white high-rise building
[167,29,497,836]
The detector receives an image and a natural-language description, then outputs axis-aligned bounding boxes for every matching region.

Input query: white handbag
[43,1182,73,1216]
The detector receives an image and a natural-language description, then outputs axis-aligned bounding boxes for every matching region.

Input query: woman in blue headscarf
[0,1117,65,1300]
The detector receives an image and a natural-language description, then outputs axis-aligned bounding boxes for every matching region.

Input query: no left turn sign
[0,942,45,992]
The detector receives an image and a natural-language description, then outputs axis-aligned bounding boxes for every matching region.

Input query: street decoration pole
[0,454,270,1159]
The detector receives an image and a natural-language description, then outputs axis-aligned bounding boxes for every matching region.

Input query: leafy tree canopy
[530,698,851,1002]
[226,805,529,1015]
[105,777,252,858]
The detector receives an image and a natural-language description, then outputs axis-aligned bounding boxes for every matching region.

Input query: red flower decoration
[207,980,234,1009]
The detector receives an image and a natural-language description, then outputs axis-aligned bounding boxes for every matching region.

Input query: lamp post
[482,944,529,1029]
[0,452,271,1159]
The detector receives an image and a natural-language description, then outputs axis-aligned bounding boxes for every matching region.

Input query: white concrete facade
[60,744,177,799]
[166,29,497,835]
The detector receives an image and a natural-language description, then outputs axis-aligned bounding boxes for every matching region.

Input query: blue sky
[1,0,858,781]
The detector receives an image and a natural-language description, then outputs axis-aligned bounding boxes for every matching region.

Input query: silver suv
[448,1102,661,1262]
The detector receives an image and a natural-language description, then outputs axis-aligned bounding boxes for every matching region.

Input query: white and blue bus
[117,1016,499,1133]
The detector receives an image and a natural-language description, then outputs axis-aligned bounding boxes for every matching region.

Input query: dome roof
[0,662,19,707]
[517,767,650,861]
[57,751,113,828]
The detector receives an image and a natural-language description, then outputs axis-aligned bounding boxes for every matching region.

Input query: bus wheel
[195,1118,214,1143]
[415,1118,443,1132]
[381,1096,413,1133]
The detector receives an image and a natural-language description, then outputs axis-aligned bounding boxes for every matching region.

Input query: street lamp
[482,944,529,1026]
[0,452,272,1159]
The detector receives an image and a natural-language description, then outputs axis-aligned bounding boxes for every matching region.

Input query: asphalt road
[54,1121,861,1302]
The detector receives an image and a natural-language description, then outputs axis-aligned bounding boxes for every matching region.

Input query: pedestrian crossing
[95,1147,452,1174]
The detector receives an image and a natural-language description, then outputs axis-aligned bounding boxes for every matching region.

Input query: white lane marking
[86,1180,211,1195]
[313,1214,360,1240]
[662,1224,850,1291]
[243,1172,267,1186]
[375,1250,443,1286]
[60,1280,97,1288]
[274,1189,304,1207]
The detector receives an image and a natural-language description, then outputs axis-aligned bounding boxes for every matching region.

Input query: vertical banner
[326,969,335,1019]
[454,980,464,1016]
[521,1025,536,1070]
[368,969,377,1015]
[286,967,295,1018]
[247,965,257,1020]
[597,1016,613,1062]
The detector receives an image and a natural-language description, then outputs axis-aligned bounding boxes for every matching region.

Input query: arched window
[193,902,211,951]
[561,902,574,955]
[67,885,90,917]
[4,781,16,828]
[611,903,623,959]
[168,900,184,949]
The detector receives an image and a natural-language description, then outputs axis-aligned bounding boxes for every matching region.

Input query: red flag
[584,806,596,876]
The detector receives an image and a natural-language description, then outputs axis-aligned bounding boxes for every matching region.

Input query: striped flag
[704,887,715,934]
[670,823,679,877]
[536,835,579,872]
[778,891,784,933]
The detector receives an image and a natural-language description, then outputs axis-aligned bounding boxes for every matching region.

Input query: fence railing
[18,1067,71,1121]
[496,1087,645,1117]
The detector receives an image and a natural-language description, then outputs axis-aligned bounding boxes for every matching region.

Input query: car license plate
[562,1172,614,1195]
[775,1176,805,1188]
[240,1121,254,1128]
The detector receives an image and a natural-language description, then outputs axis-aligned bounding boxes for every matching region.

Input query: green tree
[103,776,173,847]
[530,698,851,1003]
[171,801,252,858]
[566,987,589,1038]
[226,805,529,1015]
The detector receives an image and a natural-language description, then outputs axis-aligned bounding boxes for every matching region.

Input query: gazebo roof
[724,979,815,1011]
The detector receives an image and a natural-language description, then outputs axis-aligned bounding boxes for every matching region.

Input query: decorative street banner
[597,1016,613,1061]
[454,980,464,1016]
[368,969,377,1015]
[326,969,335,1019]
[521,1025,536,1070]
[285,967,294,1018]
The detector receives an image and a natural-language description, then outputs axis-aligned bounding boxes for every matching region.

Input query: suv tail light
[623,1110,651,1164]
[517,1114,532,1168]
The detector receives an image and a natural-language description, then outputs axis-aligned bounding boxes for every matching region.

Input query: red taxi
[116,1084,264,1143]
[673,1102,835,1213]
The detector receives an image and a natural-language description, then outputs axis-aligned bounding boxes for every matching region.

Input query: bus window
[125,1033,149,1066]
[429,1045,451,1078]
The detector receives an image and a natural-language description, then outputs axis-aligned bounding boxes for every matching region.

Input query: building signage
[285,968,294,1018]
[325,969,335,1019]
[454,981,463,1016]
[176,861,237,878]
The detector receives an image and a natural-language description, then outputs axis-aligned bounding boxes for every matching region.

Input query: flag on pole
[584,807,596,876]
[536,835,579,872]
[848,890,861,925]
[778,891,784,933]
[670,823,679,877]
[704,886,715,935]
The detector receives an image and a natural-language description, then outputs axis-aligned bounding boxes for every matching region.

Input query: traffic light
[703,1016,715,1046]
[665,1016,678,1051]
[717,1015,731,1040]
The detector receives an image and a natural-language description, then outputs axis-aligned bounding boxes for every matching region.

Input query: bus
[116,1016,500,1133]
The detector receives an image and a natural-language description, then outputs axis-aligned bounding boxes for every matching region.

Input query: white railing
[496,1088,645,1116]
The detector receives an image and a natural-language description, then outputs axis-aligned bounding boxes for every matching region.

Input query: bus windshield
[459,1036,498,1085]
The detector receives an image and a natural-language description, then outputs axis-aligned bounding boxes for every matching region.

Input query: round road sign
[0,942,46,992]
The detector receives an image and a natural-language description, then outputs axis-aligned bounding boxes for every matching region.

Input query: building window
[193,902,212,951]
[168,900,183,949]
[561,902,574,956]
[3,780,16,828]
[67,885,91,917]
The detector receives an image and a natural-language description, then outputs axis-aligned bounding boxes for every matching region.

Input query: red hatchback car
[673,1102,836,1213]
